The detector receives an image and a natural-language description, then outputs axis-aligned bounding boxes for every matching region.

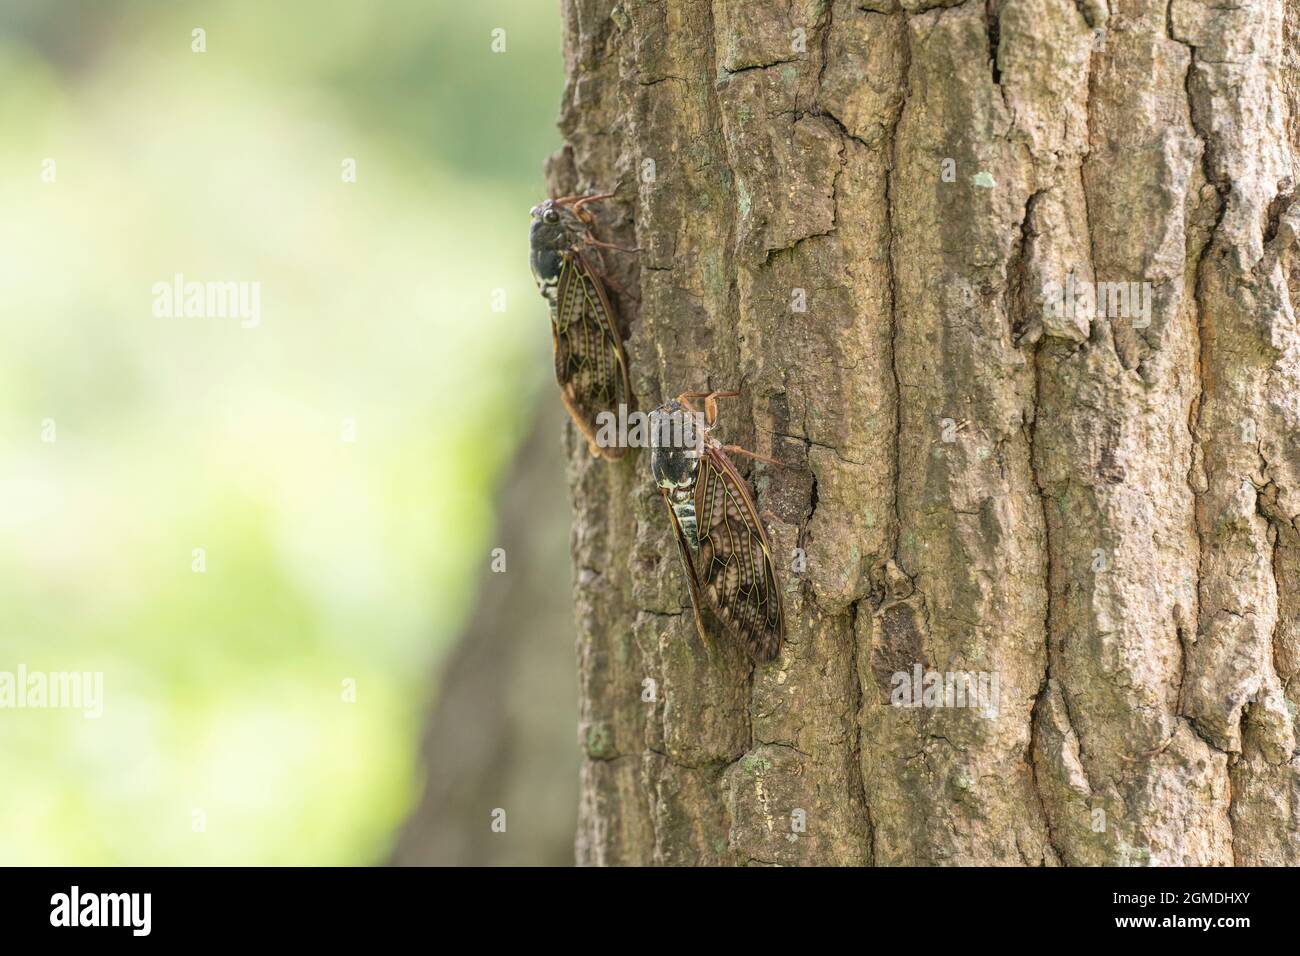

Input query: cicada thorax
[528,200,569,281]
[650,399,703,545]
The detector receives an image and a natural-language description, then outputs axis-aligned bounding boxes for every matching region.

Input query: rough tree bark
[550,0,1300,865]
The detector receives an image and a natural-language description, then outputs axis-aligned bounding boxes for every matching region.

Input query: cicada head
[529,199,583,292]
[649,400,703,492]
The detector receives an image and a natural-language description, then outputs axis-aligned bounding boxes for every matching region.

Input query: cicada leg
[675,389,739,427]
[719,444,784,467]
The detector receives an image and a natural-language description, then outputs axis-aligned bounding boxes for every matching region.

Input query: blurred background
[0,0,578,864]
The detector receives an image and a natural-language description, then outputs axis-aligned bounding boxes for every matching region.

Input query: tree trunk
[390,404,578,866]
[551,0,1300,866]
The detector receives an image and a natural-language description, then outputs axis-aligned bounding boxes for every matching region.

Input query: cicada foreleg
[675,390,738,427]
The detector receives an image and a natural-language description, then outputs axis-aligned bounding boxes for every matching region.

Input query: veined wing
[553,250,634,458]
[694,446,783,662]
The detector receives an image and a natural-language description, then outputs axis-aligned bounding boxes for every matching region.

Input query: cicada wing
[694,447,784,662]
[660,490,709,646]
[553,250,634,459]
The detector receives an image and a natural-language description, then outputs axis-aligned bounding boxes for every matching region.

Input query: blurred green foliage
[0,0,562,863]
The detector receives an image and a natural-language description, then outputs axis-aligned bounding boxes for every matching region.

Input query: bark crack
[1167,0,1236,859]
[1022,225,1067,865]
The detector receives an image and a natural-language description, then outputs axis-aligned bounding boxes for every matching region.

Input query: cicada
[529,193,635,459]
[649,390,784,663]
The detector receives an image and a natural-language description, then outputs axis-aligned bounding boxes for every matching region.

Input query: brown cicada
[650,390,784,663]
[529,193,635,459]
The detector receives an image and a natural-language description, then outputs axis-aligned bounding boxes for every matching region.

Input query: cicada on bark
[529,193,635,459]
[649,390,784,663]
